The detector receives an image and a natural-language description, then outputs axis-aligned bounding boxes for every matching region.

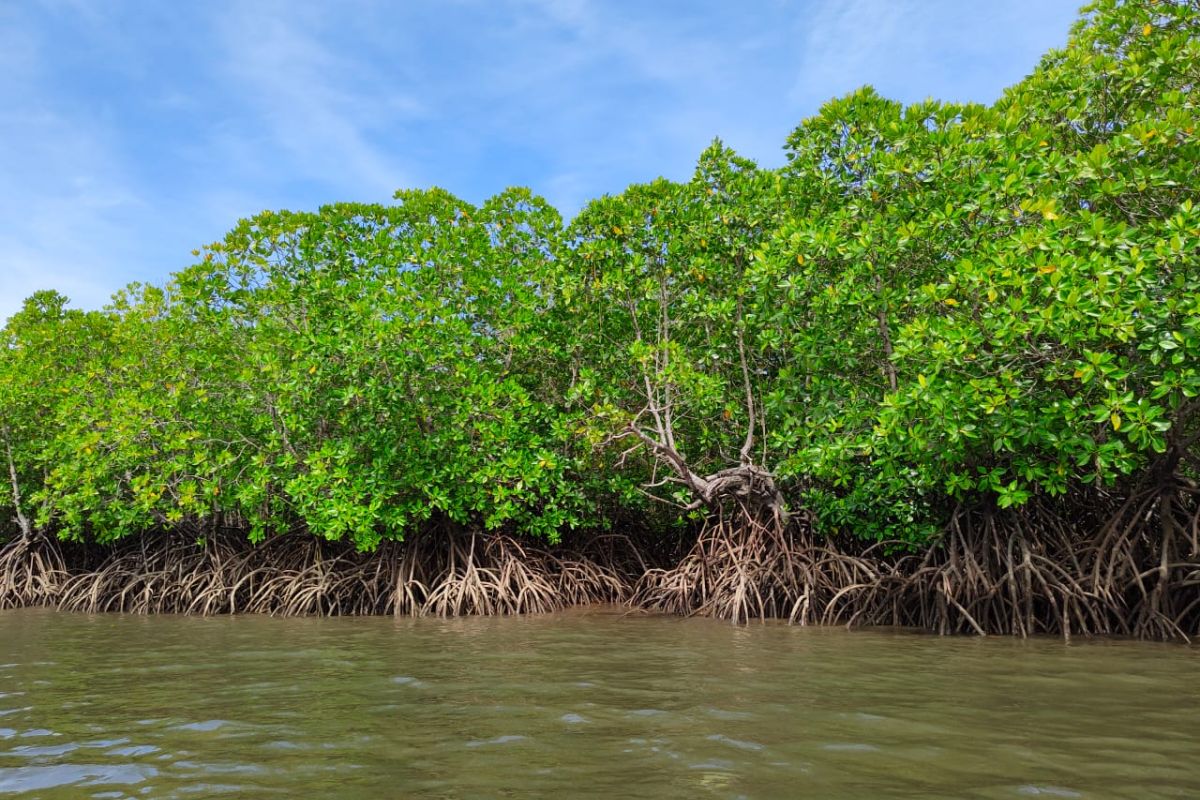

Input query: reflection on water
[0,608,1197,798]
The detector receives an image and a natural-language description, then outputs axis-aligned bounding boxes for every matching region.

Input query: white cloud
[0,95,147,322]
[789,0,908,106]
[789,0,1080,110]
[213,2,424,200]
[0,0,1083,324]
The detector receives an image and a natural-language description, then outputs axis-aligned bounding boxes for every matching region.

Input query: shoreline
[4,521,1197,642]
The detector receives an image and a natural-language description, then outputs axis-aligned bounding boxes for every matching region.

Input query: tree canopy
[2,0,1197,555]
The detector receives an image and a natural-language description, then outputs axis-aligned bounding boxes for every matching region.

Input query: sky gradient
[1,0,1083,323]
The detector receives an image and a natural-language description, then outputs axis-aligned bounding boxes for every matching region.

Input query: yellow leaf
[943,298,959,306]
[987,288,998,302]
[612,226,622,235]
[1073,368,1085,379]
[308,365,317,374]
[1038,265,1057,274]
[1038,140,1049,148]
[917,374,927,388]
[1111,413,1122,431]
[1143,23,1152,36]
[796,254,805,265]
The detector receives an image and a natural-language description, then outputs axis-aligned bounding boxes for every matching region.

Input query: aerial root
[867,506,1106,638]
[631,503,875,625]
[418,529,632,616]
[1,527,632,617]
[628,492,1200,639]
[1,488,1197,638]
[0,534,67,609]
[1086,478,1200,641]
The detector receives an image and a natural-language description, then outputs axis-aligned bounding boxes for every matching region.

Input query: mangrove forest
[2,0,1199,639]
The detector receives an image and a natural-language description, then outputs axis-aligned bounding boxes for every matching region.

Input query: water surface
[0,608,1196,798]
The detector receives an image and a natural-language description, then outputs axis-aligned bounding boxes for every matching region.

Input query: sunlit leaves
[2,0,1196,553]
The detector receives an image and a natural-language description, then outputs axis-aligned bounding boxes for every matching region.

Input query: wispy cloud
[0,0,1081,324]
[0,4,149,317]
[213,2,424,199]
[790,0,1080,110]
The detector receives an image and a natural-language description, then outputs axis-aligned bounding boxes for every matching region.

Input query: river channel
[0,608,1196,798]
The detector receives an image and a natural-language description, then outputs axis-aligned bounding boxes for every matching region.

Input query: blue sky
[1,0,1082,324]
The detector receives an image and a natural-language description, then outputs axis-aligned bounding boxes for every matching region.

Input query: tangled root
[50,532,400,616]
[421,533,557,616]
[628,492,1200,640]
[823,491,1200,640]
[2,527,632,618]
[419,530,633,616]
[632,504,876,625]
[1087,478,1200,640]
[871,506,1105,638]
[0,535,67,609]
[2,485,1197,640]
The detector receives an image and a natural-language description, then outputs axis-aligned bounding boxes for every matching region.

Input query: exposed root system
[419,531,629,616]
[0,534,67,609]
[632,503,877,625]
[1087,477,1200,640]
[629,488,1199,640]
[868,505,1108,638]
[1,527,632,617]
[1,488,1198,640]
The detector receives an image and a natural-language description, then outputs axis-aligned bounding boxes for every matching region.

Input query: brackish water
[0,609,1197,799]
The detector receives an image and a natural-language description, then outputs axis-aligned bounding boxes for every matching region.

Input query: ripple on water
[703,707,755,722]
[170,720,229,733]
[706,734,765,752]
[819,742,881,753]
[626,708,668,718]
[0,763,157,793]
[465,734,529,748]
[0,611,1197,799]
[5,742,79,757]
[1016,786,1084,797]
[390,676,427,688]
[16,729,54,738]
[106,744,159,758]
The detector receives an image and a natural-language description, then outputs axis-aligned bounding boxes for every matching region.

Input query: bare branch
[736,300,756,466]
[2,425,33,540]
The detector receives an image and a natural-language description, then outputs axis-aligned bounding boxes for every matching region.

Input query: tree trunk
[2,426,33,540]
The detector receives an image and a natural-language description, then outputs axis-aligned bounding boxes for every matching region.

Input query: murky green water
[0,608,1197,799]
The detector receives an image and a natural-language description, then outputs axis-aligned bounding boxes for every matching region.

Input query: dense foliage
[3,0,1197,562]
